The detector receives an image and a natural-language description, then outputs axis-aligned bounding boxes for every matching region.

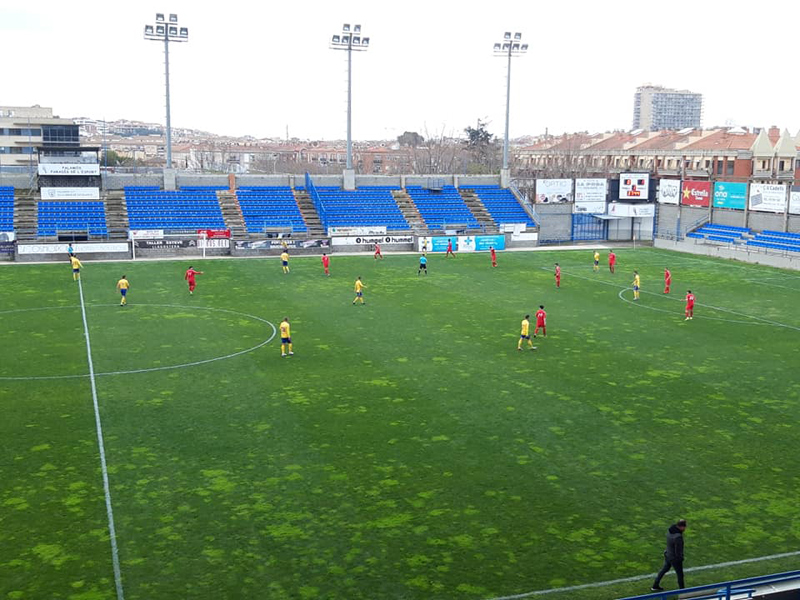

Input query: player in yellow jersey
[353,276,365,305]
[116,275,130,306]
[632,270,641,300]
[280,250,290,273]
[279,317,293,357]
[70,255,83,281]
[517,314,536,351]
[593,251,600,272]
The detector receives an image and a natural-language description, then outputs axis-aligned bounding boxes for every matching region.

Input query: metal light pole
[331,24,369,188]
[144,13,189,170]
[493,32,527,185]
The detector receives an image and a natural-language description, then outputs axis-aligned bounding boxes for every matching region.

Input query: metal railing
[510,179,540,226]
[621,569,800,600]
[304,172,325,224]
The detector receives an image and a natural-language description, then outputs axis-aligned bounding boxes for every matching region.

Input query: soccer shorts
[281,337,291,344]
[282,261,288,266]
[520,334,530,340]
[419,264,427,269]
[356,292,363,297]
[73,268,80,273]
[120,289,127,296]
[633,285,639,291]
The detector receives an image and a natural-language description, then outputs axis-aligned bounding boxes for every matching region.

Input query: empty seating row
[467,185,536,227]
[406,185,479,229]
[0,187,13,232]
[236,187,307,233]
[747,239,800,253]
[125,189,226,230]
[315,186,408,231]
[37,201,107,236]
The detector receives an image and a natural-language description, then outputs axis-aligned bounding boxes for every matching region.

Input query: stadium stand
[687,224,800,253]
[236,186,307,234]
[406,185,480,229]
[37,201,108,236]
[748,230,800,253]
[687,224,750,243]
[315,186,409,231]
[0,187,13,232]
[465,185,536,227]
[124,187,226,230]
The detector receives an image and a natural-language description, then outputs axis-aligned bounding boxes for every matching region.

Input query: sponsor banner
[129,229,164,240]
[510,231,539,242]
[501,223,528,233]
[38,163,100,176]
[573,179,607,214]
[713,182,747,210]
[535,179,573,203]
[658,179,681,205]
[473,234,505,251]
[0,231,16,242]
[681,181,711,207]
[199,239,230,249]
[198,229,231,239]
[234,239,332,250]
[134,239,197,249]
[749,183,787,213]
[0,241,15,254]
[41,187,100,200]
[18,242,128,255]
[607,203,655,217]
[330,235,413,247]
[419,235,505,252]
[619,173,650,200]
[790,187,800,215]
[419,236,457,252]
[328,226,387,236]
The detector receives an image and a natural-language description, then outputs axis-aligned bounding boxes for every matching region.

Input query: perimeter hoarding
[41,187,100,200]
[681,181,711,207]
[418,235,506,253]
[657,179,681,205]
[712,182,747,210]
[573,179,607,214]
[619,173,650,200]
[38,164,100,176]
[535,179,573,203]
[607,203,655,217]
[749,183,787,213]
[790,187,800,215]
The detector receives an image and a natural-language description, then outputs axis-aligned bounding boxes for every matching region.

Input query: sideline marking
[77,280,125,600]
[617,288,754,325]
[0,304,277,381]
[484,549,800,599]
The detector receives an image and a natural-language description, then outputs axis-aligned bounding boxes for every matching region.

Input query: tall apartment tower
[632,85,703,131]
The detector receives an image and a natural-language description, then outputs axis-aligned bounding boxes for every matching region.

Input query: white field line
[77,279,125,600]
[484,549,800,599]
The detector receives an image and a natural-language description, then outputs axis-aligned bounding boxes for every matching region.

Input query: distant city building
[633,85,703,131]
[0,106,80,167]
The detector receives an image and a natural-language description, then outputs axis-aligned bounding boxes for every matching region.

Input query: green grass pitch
[1,247,799,600]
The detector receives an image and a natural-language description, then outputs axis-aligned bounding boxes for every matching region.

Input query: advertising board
[619,173,650,200]
[574,179,607,214]
[681,181,712,207]
[41,187,100,200]
[535,179,573,203]
[657,179,681,205]
[712,182,747,210]
[749,183,787,213]
[38,164,100,176]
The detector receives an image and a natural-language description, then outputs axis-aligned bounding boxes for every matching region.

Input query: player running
[70,254,83,281]
[632,270,641,301]
[554,263,561,288]
[533,305,547,338]
[685,290,695,320]
[321,253,330,276]
[353,276,366,305]
[609,250,616,274]
[185,266,203,294]
[279,317,294,357]
[490,246,497,268]
[374,242,383,260]
[593,250,600,272]
[418,254,428,276]
[116,275,130,306]
[517,314,536,351]
[280,250,290,274]
[446,238,456,258]
[664,268,672,294]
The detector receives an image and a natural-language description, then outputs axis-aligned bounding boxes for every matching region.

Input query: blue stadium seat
[314,186,409,231]
[0,186,14,232]
[465,185,536,227]
[406,185,479,229]
[235,187,307,233]
[37,200,107,236]
[124,187,226,230]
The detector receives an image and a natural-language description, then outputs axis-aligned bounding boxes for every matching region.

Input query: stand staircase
[13,193,38,240]
[458,188,499,232]
[392,189,427,232]
[293,189,325,238]
[104,191,129,239]
[217,191,247,238]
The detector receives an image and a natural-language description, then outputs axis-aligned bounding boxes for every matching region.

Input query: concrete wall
[0,174,31,189]
[104,173,164,190]
[656,204,679,237]
[176,174,229,188]
[457,175,501,187]
[235,175,293,187]
[536,204,572,242]
[710,208,744,227]
[404,175,456,187]
[788,215,800,233]
[356,175,402,187]
[747,211,785,232]
[654,238,800,270]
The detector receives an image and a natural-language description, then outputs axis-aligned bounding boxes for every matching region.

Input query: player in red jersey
[446,238,456,258]
[321,253,330,276]
[374,242,383,260]
[608,250,616,274]
[554,263,561,288]
[664,268,672,294]
[684,290,695,320]
[533,305,547,338]
[490,246,497,267]
[184,266,204,294]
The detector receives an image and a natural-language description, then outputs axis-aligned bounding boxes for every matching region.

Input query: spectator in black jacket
[651,519,687,591]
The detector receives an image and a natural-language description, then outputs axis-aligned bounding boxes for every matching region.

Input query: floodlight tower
[493,32,527,187]
[144,13,189,171]
[330,23,369,190]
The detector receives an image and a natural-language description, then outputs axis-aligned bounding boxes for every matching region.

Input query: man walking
[651,519,687,591]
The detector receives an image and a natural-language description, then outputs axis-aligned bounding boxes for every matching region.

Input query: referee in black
[651,519,687,591]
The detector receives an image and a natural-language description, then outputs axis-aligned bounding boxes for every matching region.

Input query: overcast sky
[2,1,799,141]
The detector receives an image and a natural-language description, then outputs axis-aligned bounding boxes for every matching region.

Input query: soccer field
[1,247,799,600]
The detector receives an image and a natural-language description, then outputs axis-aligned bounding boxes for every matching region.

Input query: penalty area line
[483,549,800,599]
[77,279,125,600]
